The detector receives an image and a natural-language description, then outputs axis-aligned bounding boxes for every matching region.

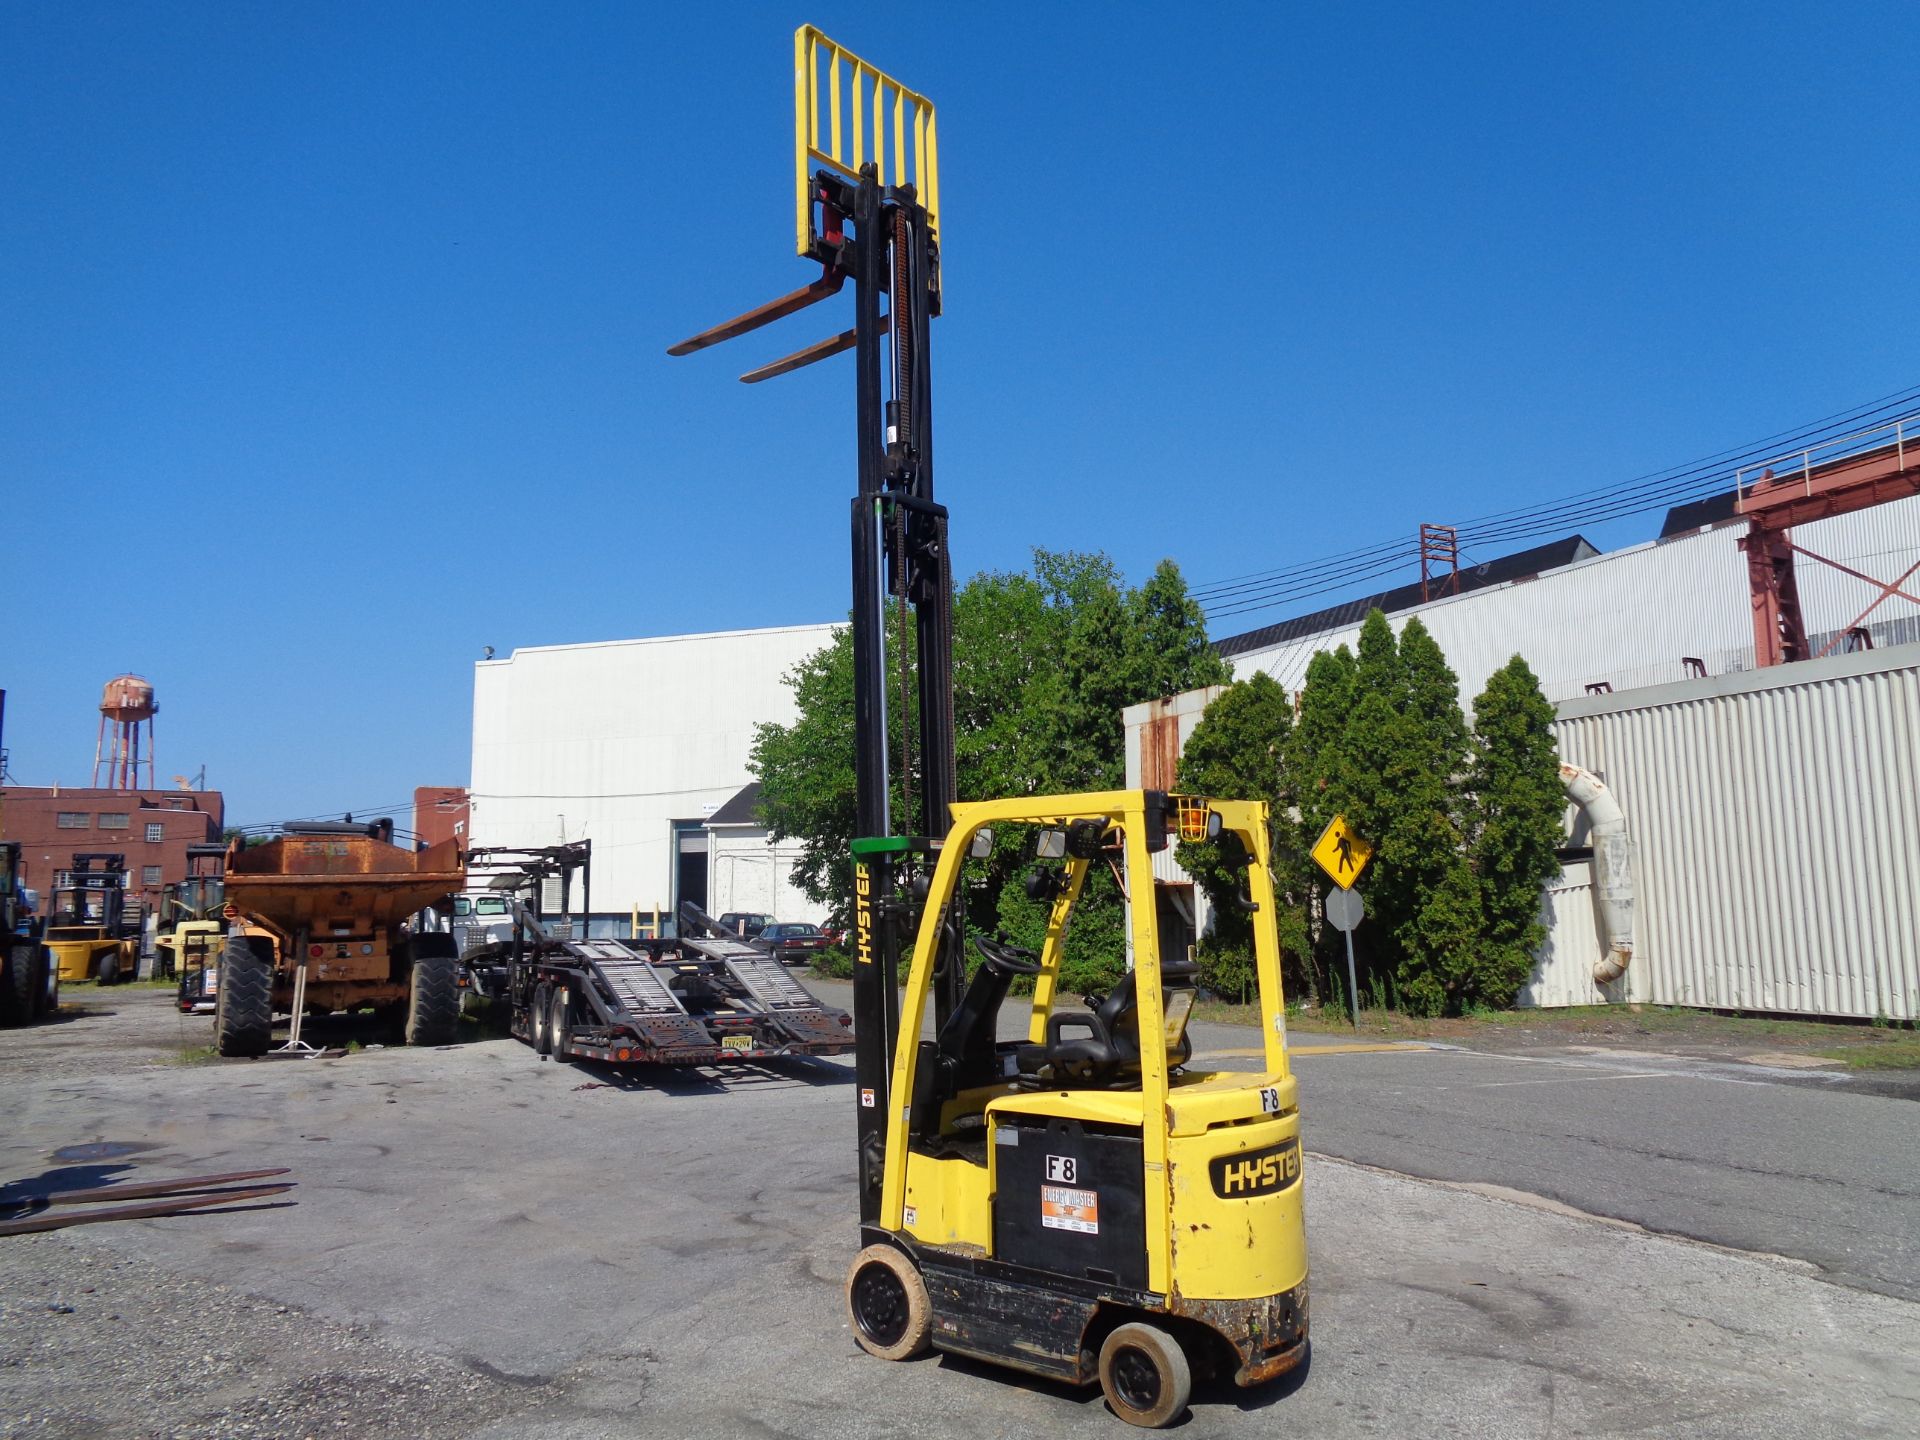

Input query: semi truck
[215,820,465,1057]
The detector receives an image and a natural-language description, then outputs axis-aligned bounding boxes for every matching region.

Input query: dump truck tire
[215,936,273,1058]
[405,938,460,1047]
[2,944,35,1027]
[1097,1322,1191,1428]
[845,1245,932,1361]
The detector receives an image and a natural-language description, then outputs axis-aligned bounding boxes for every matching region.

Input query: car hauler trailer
[469,887,854,1069]
[669,28,1309,1426]
[215,820,464,1057]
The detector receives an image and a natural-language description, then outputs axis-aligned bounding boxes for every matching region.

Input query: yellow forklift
[46,852,141,985]
[672,29,1308,1425]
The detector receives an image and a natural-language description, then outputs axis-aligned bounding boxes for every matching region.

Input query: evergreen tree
[1287,645,1357,998]
[1467,656,1565,1008]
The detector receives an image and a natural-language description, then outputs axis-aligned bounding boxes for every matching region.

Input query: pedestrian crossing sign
[1311,814,1373,890]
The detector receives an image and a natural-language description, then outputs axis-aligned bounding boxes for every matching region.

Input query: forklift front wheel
[1098,1322,1192,1429]
[845,1245,931,1361]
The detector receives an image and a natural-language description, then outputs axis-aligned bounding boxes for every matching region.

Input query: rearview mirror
[1036,829,1067,859]
[968,828,994,860]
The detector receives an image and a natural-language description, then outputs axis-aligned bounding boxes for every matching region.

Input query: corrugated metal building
[1217,494,1920,705]
[468,624,838,932]
[1536,644,1920,1020]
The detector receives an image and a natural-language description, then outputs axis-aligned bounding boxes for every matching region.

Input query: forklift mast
[669,29,958,1220]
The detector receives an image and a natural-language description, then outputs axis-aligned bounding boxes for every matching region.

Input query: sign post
[1312,815,1374,1027]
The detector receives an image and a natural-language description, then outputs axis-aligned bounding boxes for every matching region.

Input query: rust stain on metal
[1168,1281,1309,1387]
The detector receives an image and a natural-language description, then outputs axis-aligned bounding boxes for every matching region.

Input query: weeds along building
[468,624,838,935]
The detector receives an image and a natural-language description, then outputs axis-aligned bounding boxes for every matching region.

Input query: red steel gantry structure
[1736,415,1920,666]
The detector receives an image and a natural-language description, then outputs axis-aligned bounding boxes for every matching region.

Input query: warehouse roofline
[478,621,842,665]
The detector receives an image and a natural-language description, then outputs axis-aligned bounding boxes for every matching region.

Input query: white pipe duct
[1559,763,1635,985]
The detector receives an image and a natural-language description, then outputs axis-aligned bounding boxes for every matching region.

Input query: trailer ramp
[684,936,856,1047]
[568,939,717,1055]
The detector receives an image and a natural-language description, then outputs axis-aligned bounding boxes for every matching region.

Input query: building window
[142,865,163,885]
[145,822,165,843]
[98,813,130,830]
[56,812,90,829]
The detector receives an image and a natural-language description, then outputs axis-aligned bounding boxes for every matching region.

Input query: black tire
[97,950,121,986]
[845,1245,932,1361]
[31,945,56,1020]
[530,982,552,1055]
[2,944,34,1027]
[214,935,274,1058]
[404,936,461,1047]
[1097,1323,1192,1428]
[548,982,572,1060]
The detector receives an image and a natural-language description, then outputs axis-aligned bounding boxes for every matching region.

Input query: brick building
[413,786,469,852]
[0,787,225,913]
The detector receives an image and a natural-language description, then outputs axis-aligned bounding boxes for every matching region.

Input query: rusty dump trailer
[216,822,464,1057]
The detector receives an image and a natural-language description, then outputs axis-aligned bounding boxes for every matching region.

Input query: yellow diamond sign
[1311,814,1373,890]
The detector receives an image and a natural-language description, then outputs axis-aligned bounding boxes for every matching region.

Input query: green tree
[753,548,1227,997]
[1286,644,1356,999]
[1171,673,1307,1001]
[1466,656,1564,1008]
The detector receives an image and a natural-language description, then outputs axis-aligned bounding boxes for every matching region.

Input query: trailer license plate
[721,1034,752,1053]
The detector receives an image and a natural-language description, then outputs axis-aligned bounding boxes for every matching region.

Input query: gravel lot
[3,990,1916,1439]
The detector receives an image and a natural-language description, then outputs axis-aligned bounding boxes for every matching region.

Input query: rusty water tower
[92,674,158,790]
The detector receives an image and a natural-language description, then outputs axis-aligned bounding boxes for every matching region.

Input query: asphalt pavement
[1,990,1915,1438]
[814,978,1920,1304]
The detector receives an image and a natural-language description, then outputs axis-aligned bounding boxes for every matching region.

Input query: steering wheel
[972,932,1043,976]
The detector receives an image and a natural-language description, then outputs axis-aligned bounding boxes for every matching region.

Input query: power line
[1196,385,1920,625]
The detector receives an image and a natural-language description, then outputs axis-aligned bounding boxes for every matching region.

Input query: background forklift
[46,852,141,985]
[156,842,229,1013]
[671,28,1309,1426]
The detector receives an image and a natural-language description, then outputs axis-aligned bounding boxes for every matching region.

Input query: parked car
[756,922,830,966]
[717,912,773,940]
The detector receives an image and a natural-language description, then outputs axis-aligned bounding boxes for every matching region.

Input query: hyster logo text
[855,863,873,966]
[1208,1138,1302,1199]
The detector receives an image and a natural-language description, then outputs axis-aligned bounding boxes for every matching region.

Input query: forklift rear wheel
[845,1245,931,1361]
[1097,1322,1191,1429]
[98,953,120,985]
[531,983,553,1055]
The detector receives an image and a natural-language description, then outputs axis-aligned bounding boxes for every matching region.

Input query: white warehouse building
[469,623,837,934]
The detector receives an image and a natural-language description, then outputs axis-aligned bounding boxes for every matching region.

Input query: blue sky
[3,2,1914,824]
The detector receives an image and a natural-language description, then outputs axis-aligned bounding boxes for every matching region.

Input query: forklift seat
[1017,960,1198,1087]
